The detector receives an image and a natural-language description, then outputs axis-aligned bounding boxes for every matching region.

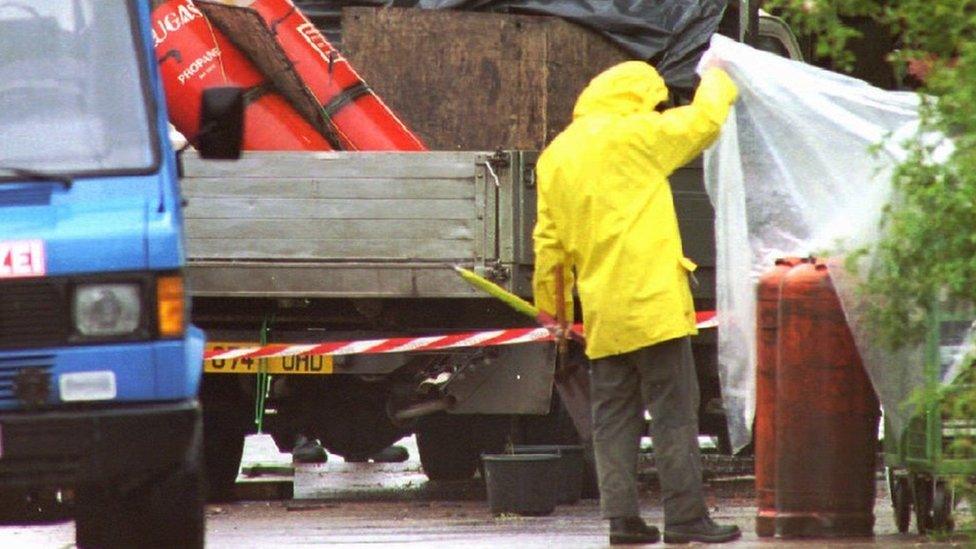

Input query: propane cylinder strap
[315,83,373,151]
[268,5,298,35]
[321,82,372,118]
[242,81,276,106]
[157,48,181,66]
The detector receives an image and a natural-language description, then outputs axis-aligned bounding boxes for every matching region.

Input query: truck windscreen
[0,1,156,175]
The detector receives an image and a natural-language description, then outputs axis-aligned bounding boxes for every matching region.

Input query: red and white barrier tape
[204,311,717,361]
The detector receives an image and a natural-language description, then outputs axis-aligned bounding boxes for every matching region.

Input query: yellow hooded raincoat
[532,62,738,359]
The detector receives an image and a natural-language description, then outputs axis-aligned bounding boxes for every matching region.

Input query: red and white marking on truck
[0,240,45,279]
[203,311,717,373]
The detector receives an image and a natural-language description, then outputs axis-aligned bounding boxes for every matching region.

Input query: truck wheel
[75,418,205,549]
[280,376,408,460]
[202,376,253,501]
[517,390,598,498]
[891,474,912,534]
[417,413,479,480]
[519,390,580,446]
[913,474,934,534]
[0,489,34,522]
[203,405,248,501]
[932,480,954,532]
[417,413,508,481]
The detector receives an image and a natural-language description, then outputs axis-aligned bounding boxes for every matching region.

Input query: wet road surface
[0,439,970,547]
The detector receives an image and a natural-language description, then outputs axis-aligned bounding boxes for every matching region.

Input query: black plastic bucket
[481,453,559,516]
[512,444,585,505]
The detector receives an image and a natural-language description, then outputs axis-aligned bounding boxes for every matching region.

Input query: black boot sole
[663,531,741,544]
[610,533,661,545]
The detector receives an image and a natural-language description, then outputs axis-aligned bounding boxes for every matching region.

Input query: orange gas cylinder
[754,257,803,537]
[774,259,880,537]
[233,0,427,151]
[151,0,331,150]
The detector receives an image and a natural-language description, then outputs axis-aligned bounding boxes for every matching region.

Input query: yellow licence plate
[204,342,333,374]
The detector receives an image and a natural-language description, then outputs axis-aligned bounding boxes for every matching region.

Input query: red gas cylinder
[754,257,803,537]
[774,259,880,537]
[232,0,427,151]
[151,0,331,150]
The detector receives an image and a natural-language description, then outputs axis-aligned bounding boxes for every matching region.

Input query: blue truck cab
[0,1,240,547]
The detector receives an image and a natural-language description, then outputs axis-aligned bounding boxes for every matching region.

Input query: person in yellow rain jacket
[532,61,739,545]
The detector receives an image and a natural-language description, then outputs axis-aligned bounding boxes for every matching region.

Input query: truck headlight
[73,284,141,336]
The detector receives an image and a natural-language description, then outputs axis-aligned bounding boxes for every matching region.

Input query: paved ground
[1,438,972,547]
[1,472,971,548]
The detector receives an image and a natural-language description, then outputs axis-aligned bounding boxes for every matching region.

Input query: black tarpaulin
[296,0,727,93]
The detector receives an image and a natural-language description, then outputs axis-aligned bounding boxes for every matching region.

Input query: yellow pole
[452,265,584,342]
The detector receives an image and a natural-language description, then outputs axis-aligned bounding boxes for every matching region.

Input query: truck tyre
[417,413,480,480]
[519,390,580,446]
[417,413,508,481]
[518,390,598,498]
[0,489,28,523]
[279,376,408,460]
[75,418,205,549]
[0,488,71,523]
[203,403,249,501]
[202,376,253,501]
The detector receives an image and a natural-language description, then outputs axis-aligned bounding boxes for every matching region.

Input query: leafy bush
[764,0,976,535]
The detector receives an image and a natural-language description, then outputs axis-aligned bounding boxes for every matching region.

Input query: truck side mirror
[197,87,244,160]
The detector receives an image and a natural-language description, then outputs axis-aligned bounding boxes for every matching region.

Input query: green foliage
[940,355,976,534]
[763,0,882,69]
[765,1,976,70]
[863,108,976,346]
[765,0,976,536]
[765,0,976,345]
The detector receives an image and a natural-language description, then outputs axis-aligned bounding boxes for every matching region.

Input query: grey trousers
[590,336,708,525]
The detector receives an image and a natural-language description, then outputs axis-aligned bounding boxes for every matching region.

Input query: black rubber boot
[292,436,328,464]
[369,445,410,463]
[609,516,661,545]
[664,516,741,544]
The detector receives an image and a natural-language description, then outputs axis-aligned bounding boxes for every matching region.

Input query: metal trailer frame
[182,150,537,300]
[180,149,722,417]
[182,148,728,492]
[884,303,976,534]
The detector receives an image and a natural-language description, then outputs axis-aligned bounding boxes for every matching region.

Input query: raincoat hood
[572,61,668,119]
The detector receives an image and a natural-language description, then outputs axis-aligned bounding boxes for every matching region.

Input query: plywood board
[341,7,630,150]
[542,17,632,144]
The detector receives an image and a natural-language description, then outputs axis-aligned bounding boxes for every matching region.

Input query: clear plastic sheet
[698,35,973,452]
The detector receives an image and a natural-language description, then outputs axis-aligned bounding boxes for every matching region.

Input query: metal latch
[523,164,536,189]
[480,262,510,283]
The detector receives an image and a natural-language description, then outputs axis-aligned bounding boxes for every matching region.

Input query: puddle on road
[293,461,487,501]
